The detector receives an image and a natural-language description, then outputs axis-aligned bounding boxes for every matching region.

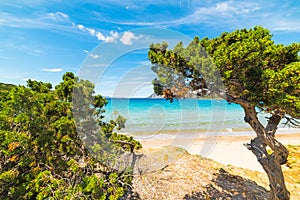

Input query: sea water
[103,98,299,140]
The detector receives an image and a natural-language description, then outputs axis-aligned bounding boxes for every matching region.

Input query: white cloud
[87,63,107,67]
[96,32,105,40]
[76,24,118,42]
[104,31,119,42]
[89,53,101,59]
[103,1,256,31]
[41,68,63,72]
[46,12,70,22]
[83,50,89,53]
[77,24,85,30]
[173,1,260,25]
[86,28,96,36]
[0,8,121,41]
[26,49,43,56]
[110,1,261,28]
[120,31,142,45]
[214,2,229,13]
[0,11,75,31]
[270,20,300,31]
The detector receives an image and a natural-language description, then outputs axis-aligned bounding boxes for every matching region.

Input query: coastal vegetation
[148,26,300,200]
[0,26,299,200]
[0,73,141,199]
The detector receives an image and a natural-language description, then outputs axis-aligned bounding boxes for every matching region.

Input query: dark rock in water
[147,93,164,98]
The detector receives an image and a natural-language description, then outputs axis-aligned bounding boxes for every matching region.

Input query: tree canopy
[149,26,300,121]
[200,27,300,119]
[0,73,141,199]
[148,26,300,200]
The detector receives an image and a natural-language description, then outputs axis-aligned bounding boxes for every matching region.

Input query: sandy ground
[139,133,300,172]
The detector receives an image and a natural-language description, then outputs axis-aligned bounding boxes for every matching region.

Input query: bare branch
[283,116,300,128]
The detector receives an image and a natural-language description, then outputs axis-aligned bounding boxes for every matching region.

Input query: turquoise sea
[103,98,299,140]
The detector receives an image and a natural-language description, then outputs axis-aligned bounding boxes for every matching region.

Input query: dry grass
[284,145,300,198]
[131,145,300,200]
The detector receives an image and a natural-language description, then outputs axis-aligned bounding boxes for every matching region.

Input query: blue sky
[1,0,300,97]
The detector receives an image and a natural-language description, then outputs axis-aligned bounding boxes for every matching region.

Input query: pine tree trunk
[240,103,290,200]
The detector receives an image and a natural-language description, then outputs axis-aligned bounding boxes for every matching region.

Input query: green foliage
[262,62,300,117]
[110,111,127,131]
[27,79,52,93]
[0,72,140,199]
[55,72,77,102]
[149,37,217,98]
[0,83,15,101]
[110,132,142,151]
[148,26,300,120]
[152,78,163,95]
[148,27,299,199]
[115,115,127,130]
[200,26,300,118]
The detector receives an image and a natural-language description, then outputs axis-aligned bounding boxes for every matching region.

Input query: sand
[139,133,300,172]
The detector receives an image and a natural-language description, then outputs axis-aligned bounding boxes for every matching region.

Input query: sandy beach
[139,133,300,172]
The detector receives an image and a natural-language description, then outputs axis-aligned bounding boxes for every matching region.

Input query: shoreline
[138,133,300,172]
[123,127,300,138]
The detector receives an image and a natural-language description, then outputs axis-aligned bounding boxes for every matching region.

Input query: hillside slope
[131,145,300,200]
